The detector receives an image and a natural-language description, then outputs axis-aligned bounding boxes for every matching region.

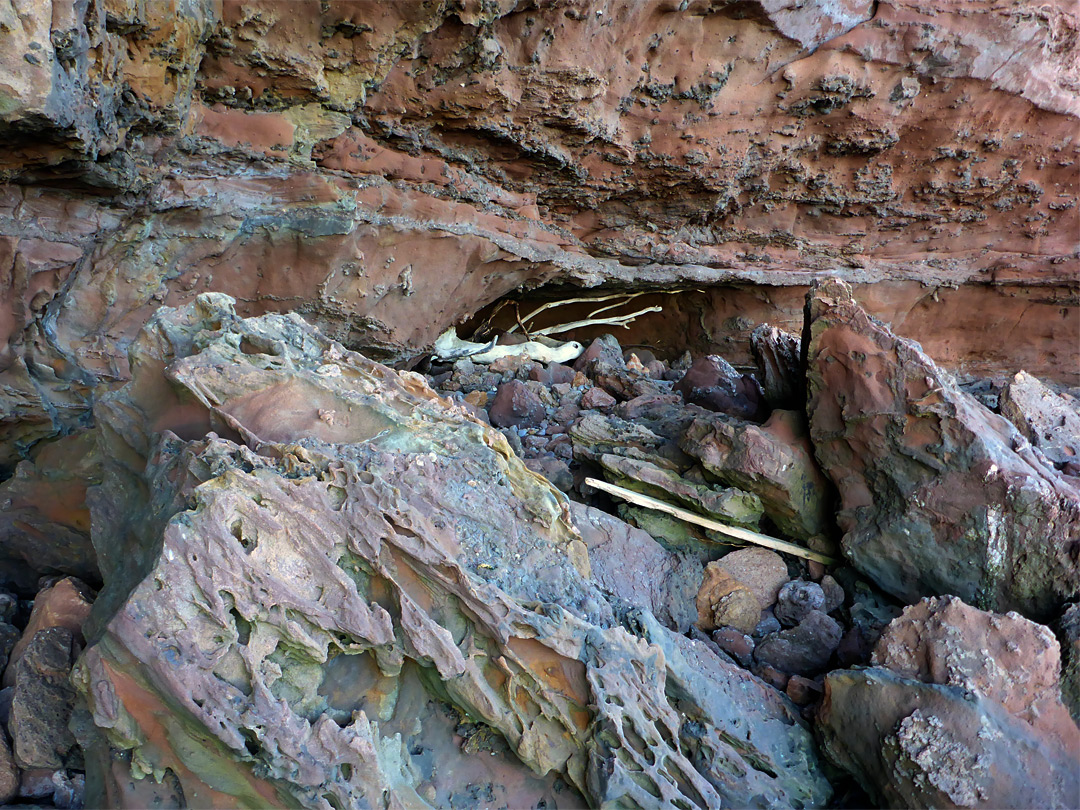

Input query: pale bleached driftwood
[584,477,838,565]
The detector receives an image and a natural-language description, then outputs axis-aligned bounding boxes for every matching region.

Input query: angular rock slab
[820,669,1079,810]
[820,596,1080,809]
[805,278,1080,618]
[681,409,832,541]
[75,295,831,809]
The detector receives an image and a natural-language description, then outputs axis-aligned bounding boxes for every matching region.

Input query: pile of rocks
[0,280,1075,808]
[427,331,910,707]
[415,279,1080,806]
[0,577,92,809]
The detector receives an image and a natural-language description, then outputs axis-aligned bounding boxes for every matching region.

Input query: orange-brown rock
[820,596,1080,809]
[696,563,762,633]
[3,577,94,688]
[806,278,1080,618]
[873,596,1077,740]
[713,547,790,611]
[0,0,1076,472]
[0,432,100,589]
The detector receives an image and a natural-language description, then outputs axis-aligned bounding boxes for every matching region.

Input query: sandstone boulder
[4,577,93,689]
[695,564,762,634]
[570,503,700,633]
[1060,603,1080,724]
[0,431,100,590]
[712,547,790,611]
[10,627,79,770]
[806,279,1080,618]
[73,295,831,809]
[999,371,1080,475]
[681,409,832,540]
[674,355,765,421]
[598,453,764,529]
[820,596,1080,809]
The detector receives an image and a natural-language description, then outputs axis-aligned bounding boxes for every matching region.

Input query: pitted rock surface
[73,295,831,809]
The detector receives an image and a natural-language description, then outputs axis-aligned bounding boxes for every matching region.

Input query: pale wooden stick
[508,292,644,334]
[530,306,662,337]
[584,477,838,565]
[585,293,647,319]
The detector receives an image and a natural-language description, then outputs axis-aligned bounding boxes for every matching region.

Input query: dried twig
[530,305,663,337]
[584,477,838,565]
[507,292,643,334]
[513,302,532,339]
[586,294,648,319]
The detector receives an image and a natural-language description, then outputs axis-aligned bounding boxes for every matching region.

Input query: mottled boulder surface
[74,295,830,809]
[681,408,833,541]
[820,596,1080,809]
[806,278,1080,618]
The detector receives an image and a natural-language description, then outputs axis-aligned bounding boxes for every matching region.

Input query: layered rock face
[1,3,1078,808]
[2,0,1077,470]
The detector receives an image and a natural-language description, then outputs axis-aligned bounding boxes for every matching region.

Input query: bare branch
[584,477,838,565]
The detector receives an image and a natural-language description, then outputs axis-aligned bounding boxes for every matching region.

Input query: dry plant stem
[470,299,511,339]
[514,302,532,339]
[508,291,653,333]
[531,306,663,337]
[584,477,839,565]
[586,295,644,319]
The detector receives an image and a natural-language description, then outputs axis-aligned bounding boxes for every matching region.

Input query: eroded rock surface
[820,596,1080,809]
[73,295,830,809]
[2,0,1077,471]
[806,279,1080,618]
[999,371,1080,475]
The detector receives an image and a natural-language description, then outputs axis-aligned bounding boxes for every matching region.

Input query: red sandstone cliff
[1,0,1077,468]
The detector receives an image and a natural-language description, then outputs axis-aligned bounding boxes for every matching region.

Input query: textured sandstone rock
[570,502,700,632]
[820,597,1080,809]
[1,0,1076,472]
[695,564,762,634]
[806,278,1080,618]
[10,627,80,770]
[681,408,832,540]
[73,295,830,809]
[3,577,93,689]
[821,669,1079,810]
[713,547,790,611]
[999,371,1080,474]
[0,431,100,588]
[598,452,764,529]
[1060,603,1080,724]
[874,596,1078,741]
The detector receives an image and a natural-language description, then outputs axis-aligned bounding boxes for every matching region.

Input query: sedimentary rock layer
[2,0,1077,470]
